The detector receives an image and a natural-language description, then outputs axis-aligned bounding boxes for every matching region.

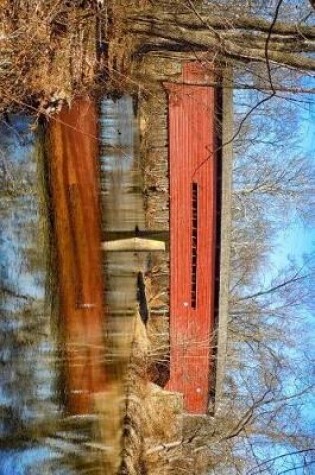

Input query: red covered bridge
[165,62,231,414]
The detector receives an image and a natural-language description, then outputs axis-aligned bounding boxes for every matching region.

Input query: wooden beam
[101,230,169,242]
[101,238,165,252]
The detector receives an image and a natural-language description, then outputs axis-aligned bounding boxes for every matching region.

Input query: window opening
[191,182,198,308]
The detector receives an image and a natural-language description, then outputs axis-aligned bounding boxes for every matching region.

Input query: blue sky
[271,92,315,268]
[270,94,315,450]
[296,101,315,437]
[233,84,315,472]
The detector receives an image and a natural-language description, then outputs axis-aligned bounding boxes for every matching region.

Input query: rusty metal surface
[166,63,217,414]
[49,98,106,414]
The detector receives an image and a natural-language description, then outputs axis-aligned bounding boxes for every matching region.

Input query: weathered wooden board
[102,237,165,252]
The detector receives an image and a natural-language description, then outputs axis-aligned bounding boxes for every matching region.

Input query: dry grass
[0,1,101,114]
[0,0,159,115]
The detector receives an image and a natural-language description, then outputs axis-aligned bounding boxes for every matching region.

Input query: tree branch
[130,21,315,71]
[128,13,315,41]
[237,274,307,302]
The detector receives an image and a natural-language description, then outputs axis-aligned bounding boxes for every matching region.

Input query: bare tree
[124,0,315,72]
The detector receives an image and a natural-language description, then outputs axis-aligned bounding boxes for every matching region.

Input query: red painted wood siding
[166,63,217,414]
[49,98,106,414]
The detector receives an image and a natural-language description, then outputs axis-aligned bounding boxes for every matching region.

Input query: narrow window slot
[191,182,198,308]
